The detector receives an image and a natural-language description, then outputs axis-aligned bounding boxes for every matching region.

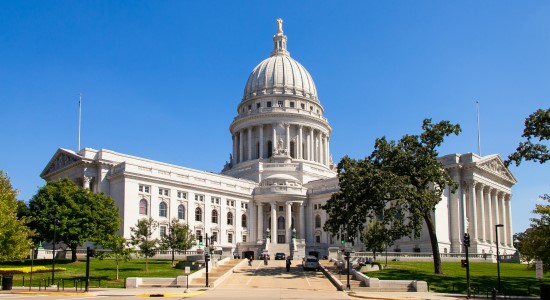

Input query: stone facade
[40,20,516,258]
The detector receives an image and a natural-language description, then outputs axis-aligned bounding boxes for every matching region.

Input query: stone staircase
[192,259,241,286]
[267,243,290,258]
[320,260,364,289]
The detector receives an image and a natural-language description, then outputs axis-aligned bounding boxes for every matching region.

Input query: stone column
[257,203,264,240]
[497,191,505,245]
[285,123,290,155]
[232,134,236,165]
[486,189,496,244]
[247,127,252,161]
[272,125,277,153]
[309,128,314,161]
[448,171,461,252]
[299,203,305,239]
[298,125,303,159]
[238,130,244,163]
[323,135,329,165]
[259,125,264,159]
[286,202,292,243]
[506,195,513,247]
[317,131,322,163]
[327,139,331,164]
[271,202,277,244]
[320,133,325,165]
[494,190,501,246]
[478,184,486,242]
[468,181,478,241]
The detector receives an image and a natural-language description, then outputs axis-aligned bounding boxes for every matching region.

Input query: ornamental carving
[478,159,512,181]
[45,153,79,175]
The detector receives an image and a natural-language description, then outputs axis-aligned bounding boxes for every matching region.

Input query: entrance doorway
[277,235,285,243]
[242,250,254,260]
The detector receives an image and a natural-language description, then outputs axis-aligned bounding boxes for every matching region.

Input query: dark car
[275,252,286,260]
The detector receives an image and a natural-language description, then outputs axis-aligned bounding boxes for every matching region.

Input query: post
[29,248,34,291]
[464,233,471,298]
[51,218,58,286]
[346,252,351,290]
[85,247,91,292]
[496,224,504,292]
[205,233,209,287]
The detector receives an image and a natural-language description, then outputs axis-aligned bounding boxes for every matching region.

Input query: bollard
[22,276,25,287]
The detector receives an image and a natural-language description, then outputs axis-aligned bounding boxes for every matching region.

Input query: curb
[347,292,419,300]
[137,290,206,297]
[19,291,94,296]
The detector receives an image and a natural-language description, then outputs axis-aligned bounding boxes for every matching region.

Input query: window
[195,207,202,222]
[178,204,185,220]
[248,105,251,111]
[139,199,148,215]
[160,226,167,237]
[226,200,235,207]
[316,235,321,243]
[159,202,167,217]
[290,101,295,108]
[195,194,204,202]
[278,206,283,212]
[212,210,218,223]
[315,215,321,228]
[240,202,248,209]
[242,235,247,242]
[267,141,273,157]
[256,103,261,109]
[211,197,220,204]
[310,106,313,111]
[301,103,305,109]
[177,191,187,199]
[241,214,247,227]
[267,101,272,108]
[196,230,202,240]
[211,232,218,243]
[227,212,233,225]
[139,185,150,193]
[278,100,284,107]
[159,188,169,196]
[228,233,233,243]
[277,216,285,230]
[290,141,295,158]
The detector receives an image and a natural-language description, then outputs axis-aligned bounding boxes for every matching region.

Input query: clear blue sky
[1,1,548,234]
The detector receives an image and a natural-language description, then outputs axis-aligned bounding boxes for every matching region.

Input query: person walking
[285,257,291,272]
[264,254,268,265]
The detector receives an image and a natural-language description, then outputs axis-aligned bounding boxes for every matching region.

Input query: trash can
[1,274,13,290]
[541,284,550,300]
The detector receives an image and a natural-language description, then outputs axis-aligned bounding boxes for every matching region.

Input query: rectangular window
[290,101,295,108]
[160,226,167,237]
[211,232,218,243]
[177,191,187,199]
[228,233,233,243]
[316,235,321,243]
[139,185,150,193]
[196,230,202,240]
[159,188,169,196]
[267,101,272,108]
[211,197,220,204]
[256,103,261,109]
[301,103,305,109]
[242,235,247,242]
[279,206,283,212]
[195,194,204,202]
[278,100,284,107]
[226,200,235,207]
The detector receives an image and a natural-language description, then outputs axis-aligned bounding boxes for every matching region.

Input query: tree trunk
[116,255,119,280]
[71,245,78,262]
[146,254,149,272]
[171,249,175,267]
[424,212,443,274]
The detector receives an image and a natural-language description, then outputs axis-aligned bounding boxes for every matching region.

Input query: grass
[0,258,190,288]
[366,260,550,297]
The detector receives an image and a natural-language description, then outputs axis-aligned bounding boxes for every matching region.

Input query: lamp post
[50,216,60,287]
[495,224,504,292]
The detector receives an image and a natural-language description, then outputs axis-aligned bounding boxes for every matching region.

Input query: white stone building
[40,20,516,259]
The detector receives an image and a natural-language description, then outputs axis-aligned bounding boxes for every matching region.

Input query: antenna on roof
[476,100,481,156]
[78,93,82,151]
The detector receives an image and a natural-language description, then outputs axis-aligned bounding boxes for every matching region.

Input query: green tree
[515,195,550,271]
[130,217,158,272]
[159,218,195,267]
[96,234,133,280]
[324,119,460,274]
[361,219,392,261]
[29,178,120,262]
[0,171,34,261]
[506,108,549,167]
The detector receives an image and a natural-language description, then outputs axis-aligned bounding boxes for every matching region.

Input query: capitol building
[41,20,516,259]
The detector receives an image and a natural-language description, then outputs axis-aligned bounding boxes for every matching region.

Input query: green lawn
[0,258,190,288]
[366,261,549,297]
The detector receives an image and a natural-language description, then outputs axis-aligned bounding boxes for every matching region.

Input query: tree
[506,108,549,167]
[29,178,120,262]
[324,119,461,274]
[130,217,158,272]
[515,195,550,271]
[159,218,195,267]
[361,219,391,260]
[0,171,34,262]
[96,234,133,280]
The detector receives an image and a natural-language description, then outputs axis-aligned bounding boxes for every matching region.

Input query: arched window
[290,141,296,158]
[159,202,167,218]
[315,215,321,228]
[267,141,273,157]
[227,212,233,225]
[212,209,218,224]
[139,199,148,215]
[241,214,247,227]
[195,207,202,222]
[277,216,285,230]
[178,204,185,220]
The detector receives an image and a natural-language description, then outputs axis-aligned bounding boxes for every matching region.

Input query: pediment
[41,148,82,178]
[475,155,517,184]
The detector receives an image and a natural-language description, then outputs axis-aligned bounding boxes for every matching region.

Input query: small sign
[344,242,353,252]
[184,266,191,274]
[536,261,543,280]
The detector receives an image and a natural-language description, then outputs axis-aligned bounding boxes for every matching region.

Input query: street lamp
[50,216,60,287]
[495,224,504,292]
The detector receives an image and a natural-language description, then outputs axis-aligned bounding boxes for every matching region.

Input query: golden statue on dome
[277,18,283,33]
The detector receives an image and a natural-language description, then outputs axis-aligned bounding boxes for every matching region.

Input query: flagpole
[476,101,481,156]
[78,93,82,151]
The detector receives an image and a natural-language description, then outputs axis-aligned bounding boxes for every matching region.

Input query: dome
[242,19,318,102]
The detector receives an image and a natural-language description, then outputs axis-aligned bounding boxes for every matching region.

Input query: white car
[303,256,320,271]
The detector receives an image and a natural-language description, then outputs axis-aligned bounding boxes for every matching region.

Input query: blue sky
[0,1,548,234]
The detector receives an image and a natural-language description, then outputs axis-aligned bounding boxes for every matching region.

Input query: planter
[1,274,13,290]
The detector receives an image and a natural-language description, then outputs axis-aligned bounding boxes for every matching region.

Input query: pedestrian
[285,257,291,272]
[264,254,268,265]
[248,257,252,266]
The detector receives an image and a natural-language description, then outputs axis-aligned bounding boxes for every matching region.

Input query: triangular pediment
[475,155,517,184]
[40,148,82,178]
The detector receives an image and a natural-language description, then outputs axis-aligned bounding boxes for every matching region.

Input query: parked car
[303,256,320,271]
[275,252,286,260]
